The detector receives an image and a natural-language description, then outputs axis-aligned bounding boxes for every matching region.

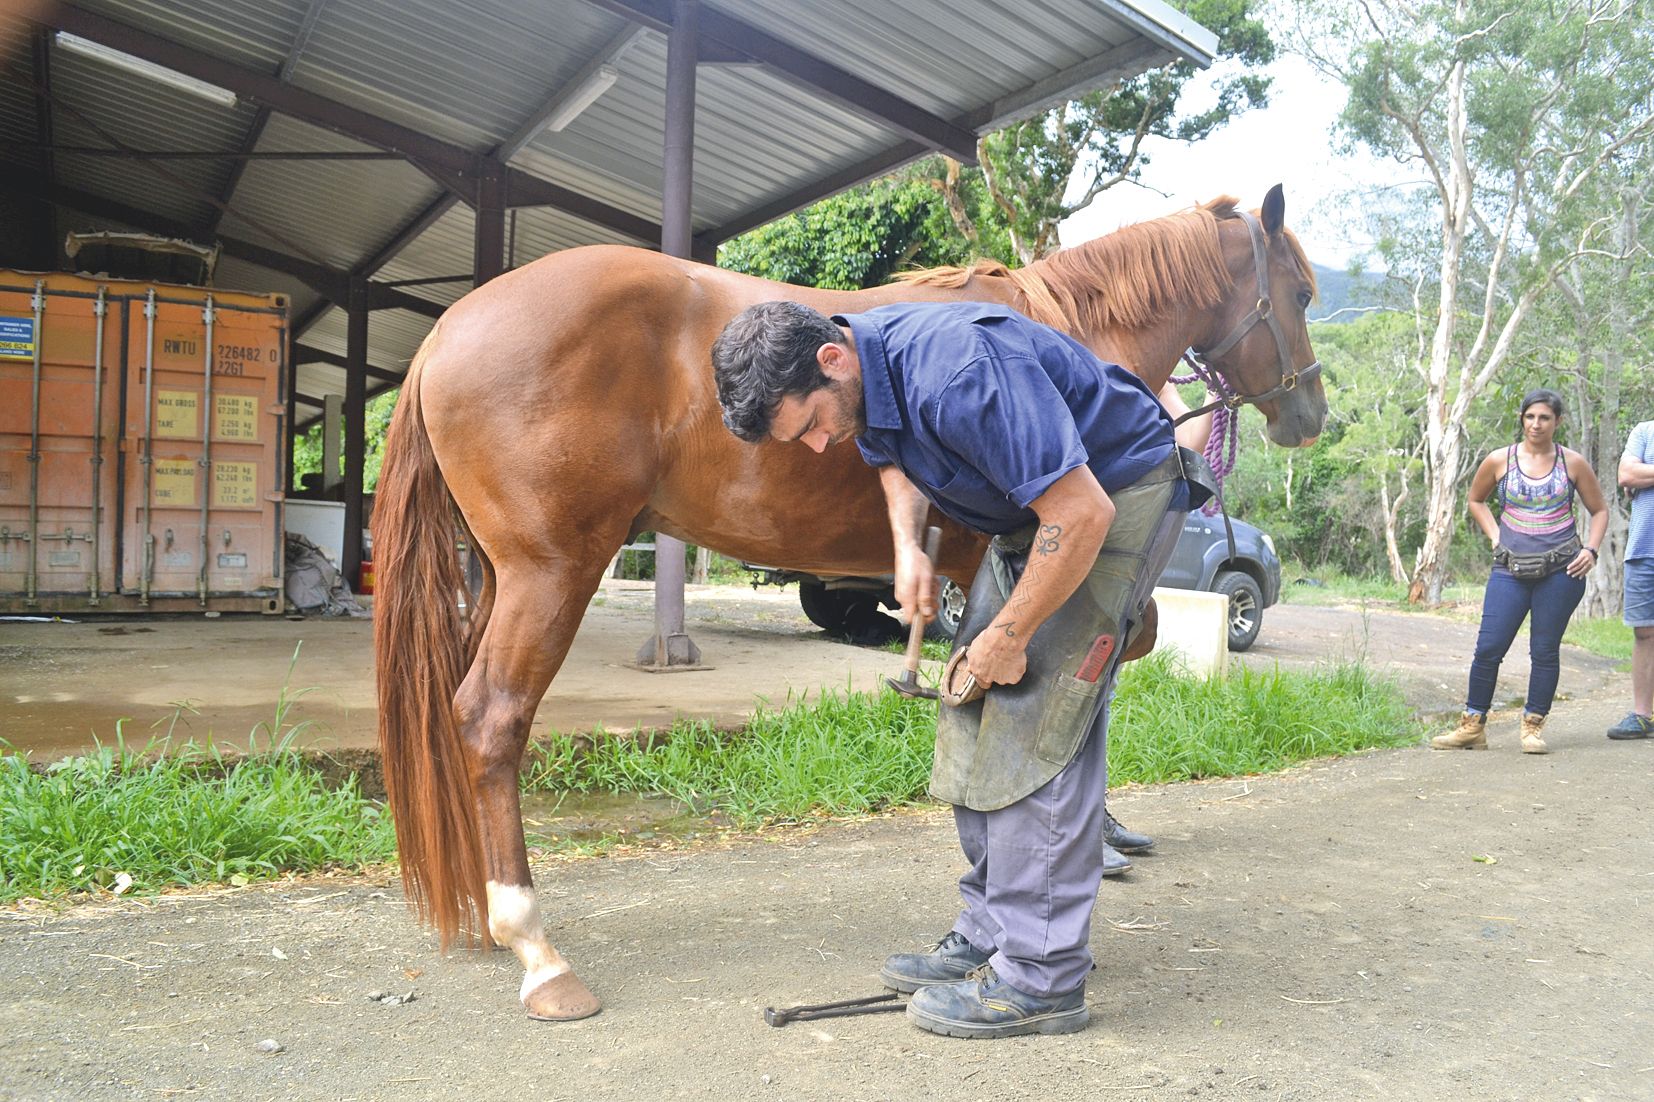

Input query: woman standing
[1434,389,1609,753]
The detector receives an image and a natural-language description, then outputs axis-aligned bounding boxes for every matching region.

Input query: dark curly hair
[712,301,844,442]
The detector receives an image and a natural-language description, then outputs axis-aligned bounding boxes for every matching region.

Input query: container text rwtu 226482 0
[0,270,288,614]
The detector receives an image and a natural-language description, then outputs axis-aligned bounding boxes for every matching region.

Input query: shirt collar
[834,312,902,432]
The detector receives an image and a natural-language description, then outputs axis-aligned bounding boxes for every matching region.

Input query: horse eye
[1296,290,1312,309]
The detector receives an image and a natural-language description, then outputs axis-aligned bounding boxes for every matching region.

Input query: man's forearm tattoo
[995,524,1063,639]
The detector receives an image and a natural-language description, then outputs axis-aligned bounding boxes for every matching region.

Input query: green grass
[524,654,1420,826]
[0,644,395,904]
[1564,615,1635,661]
[1281,568,1483,609]
[0,734,396,903]
[2,647,1420,902]
[1110,651,1424,783]
[523,689,939,828]
[880,635,953,663]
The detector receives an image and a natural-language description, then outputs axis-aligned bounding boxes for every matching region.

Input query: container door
[121,294,283,600]
[0,281,121,602]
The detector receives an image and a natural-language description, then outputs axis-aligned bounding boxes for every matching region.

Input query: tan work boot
[1431,711,1488,750]
[1520,712,1548,754]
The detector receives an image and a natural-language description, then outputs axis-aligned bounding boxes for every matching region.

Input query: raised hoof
[524,971,602,1021]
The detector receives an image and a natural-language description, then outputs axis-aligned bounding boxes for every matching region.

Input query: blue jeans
[1465,566,1586,717]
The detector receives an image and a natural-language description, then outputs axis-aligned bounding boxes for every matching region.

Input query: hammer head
[885,673,938,700]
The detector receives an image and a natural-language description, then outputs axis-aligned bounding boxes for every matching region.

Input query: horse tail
[372,325,490,949]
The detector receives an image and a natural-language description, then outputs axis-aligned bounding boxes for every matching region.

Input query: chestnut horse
[372,186,1326,1019]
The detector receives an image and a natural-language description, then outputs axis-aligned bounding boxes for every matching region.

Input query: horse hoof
[524,971,602,1021]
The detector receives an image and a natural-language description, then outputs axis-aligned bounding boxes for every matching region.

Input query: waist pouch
[1495,535,1580,579]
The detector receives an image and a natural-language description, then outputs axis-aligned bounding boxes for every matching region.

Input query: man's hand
[965,628,1028,687]
[880,467,937,624]
[893,539,938,622]
[968,467,1112,689]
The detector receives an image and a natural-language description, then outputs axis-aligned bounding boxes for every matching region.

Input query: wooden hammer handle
[901,526,943,673]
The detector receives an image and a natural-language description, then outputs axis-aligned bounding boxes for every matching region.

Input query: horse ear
[1261,185,1285,236]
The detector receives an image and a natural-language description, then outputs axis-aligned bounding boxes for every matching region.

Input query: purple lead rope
[1170,352,1238,516]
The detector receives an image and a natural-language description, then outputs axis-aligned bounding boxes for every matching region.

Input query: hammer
[763,992,904,1027]
[885,526,942,700]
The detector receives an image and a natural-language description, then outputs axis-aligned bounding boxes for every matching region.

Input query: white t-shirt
[1623,421,1654,561]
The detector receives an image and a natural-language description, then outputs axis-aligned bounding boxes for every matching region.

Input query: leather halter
[1175,211,1322,426]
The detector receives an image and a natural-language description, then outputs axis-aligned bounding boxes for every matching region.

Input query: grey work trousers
[949,496,1187,998]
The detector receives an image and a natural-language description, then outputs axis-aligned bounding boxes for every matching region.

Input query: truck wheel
[798,581,902,644]
[925,577,968,641]
[1214,570,1263,652]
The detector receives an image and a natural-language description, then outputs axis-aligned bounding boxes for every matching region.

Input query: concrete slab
[0,581,896,761]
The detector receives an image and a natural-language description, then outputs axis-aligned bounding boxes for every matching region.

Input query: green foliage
[1563,616,1635,662]
[0,738,395,902]
[719,169,976,288]
[290,389,400,493]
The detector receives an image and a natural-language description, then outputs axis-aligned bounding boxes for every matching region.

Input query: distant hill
[1308,262,1391,324]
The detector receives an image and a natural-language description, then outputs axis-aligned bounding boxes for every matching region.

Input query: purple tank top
[1497,444,1577,554]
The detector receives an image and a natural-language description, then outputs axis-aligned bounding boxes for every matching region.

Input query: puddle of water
[519,789,729,845]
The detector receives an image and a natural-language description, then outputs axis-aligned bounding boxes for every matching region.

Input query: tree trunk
[1407,41,1474,606]
[1381,472,1412,587]
[1408,431,1467,604]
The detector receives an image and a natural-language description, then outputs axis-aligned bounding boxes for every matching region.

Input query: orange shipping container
[0,270,288,614]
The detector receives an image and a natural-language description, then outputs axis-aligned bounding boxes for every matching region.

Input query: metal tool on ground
[763,992,904,1027]
[885,526,943,700]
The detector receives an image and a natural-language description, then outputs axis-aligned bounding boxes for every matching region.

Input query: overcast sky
[1059,55,1413,269]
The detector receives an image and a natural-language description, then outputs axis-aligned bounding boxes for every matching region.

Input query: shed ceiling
[0,0,1216,425]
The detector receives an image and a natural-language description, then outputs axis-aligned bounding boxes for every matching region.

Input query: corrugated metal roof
[219,113,440,269]
[0,0,1218,423]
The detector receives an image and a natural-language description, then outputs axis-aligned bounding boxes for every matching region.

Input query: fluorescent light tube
[541,65,618,133]
[55,32,239,108]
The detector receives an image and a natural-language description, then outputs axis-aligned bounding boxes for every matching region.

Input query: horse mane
[894,196,1315,336]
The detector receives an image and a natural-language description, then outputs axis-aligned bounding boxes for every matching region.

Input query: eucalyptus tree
[1298,0,1654,602]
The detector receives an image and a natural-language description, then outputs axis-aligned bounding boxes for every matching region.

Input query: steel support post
[474,158,506,286]
[342,278,368,587]
[636,0,703,670]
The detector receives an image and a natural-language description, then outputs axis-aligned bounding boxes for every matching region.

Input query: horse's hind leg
[453,553,615,1020]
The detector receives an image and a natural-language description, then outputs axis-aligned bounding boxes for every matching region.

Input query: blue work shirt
[834,302,1174,535]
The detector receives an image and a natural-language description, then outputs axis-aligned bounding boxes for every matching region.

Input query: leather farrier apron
[931,448,1212,812]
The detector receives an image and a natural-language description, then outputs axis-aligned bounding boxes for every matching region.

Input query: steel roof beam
[4,0,661,243]
[205,0,332,238]
[0,168,443,317]
[29,28,56,269]
[299,24,648,342]
[0,143,406,160]
[584,0,980,163]
[294,343,402,383]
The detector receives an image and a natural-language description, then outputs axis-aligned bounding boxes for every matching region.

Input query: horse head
[1195,185,1328,448]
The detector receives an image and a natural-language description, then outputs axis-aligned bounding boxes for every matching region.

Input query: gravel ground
[3,596,1648,1101]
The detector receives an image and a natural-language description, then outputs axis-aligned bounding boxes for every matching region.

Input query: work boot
[880,931,992,993]
[1606,712,1654,740]
[1431,711,1487,750]
[1519,712,1548,754]
[1103,809,1154,853]
[907,964,1089,1039]
[1101,842,1132,877]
